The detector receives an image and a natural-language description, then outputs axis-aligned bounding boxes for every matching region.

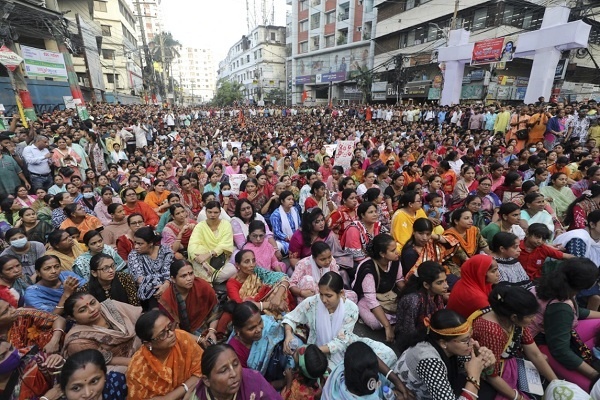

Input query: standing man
[0,134,30,197]
[22,135,53,190]
[493,105,511,135]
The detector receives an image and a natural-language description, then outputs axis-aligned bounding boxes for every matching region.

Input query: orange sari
[126,330,202,399]
[443,226,487,276]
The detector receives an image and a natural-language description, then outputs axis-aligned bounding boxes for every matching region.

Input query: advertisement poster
[334,141,355,169]
[229,174,247,195]
[21,46,68,79]
[471,37,517,66]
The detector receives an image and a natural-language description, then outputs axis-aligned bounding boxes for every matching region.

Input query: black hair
[234,249,254,264]
[318,271,343,293]
[488,285,539,321]
[34,254,61,272]
[526,223,551,240]
[425,192,442,203]
[4,227,24,243]
[63,291,88,318]
[310,180,326,195]
[405,182,422,192]
[357,201,376,219]
[362,187,381,202]
[338,176,355,191]
[0,255,19,275]
[248,220,266,237]
[311,241,331,258]
[60,349,107,391]
[564,184,600,227]
[106,203,121,216]
[588,210,600,227]
[170,259,192,278]
[231,301,260,330]
[522,192,544,209]
[504,171,522,187]
[127,213,144,225]
[399,190,420,208]
[133,226,161,245]
[490,232,518,253]
[201,343,238,376]
[301,208,329,246]
[413,217,434,233]
[521,180,537,194]
[399,261,446,298]
[82,230,102,246]
[498,202,520,217]
[537,258,599,301]
[366,233,395,260]
[344,342,379,396]
[135,309,167,342]
[204,200,221,210]
[63,203,78,218]
[341,188,356,203]
[450,207,471,227]
[169,203,186,216]
[550,172,568,185]
[17,207,33,219]
[234,199,256,222]
[47,229,68,248]
[279,190,294,203]
[301,344,328,382]
[65,227,80,237]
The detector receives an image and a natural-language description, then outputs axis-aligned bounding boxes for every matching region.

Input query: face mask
[221,190,232,197]
[529,148,536,153]
[0,348,20,375]
[83,192,95,199]
[10,238,27,248]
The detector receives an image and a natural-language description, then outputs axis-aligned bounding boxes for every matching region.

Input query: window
[271,32,276,41]
[472,8,488,31]
[300,20,308,32]
[93,1,107,12]
[102,49,115,60]
[106,74,119,84]
[310,13,320,30]
[101,25,111,37]
[325,12,336,24]
[325,35,335,48]
[299,41,308,53]
[364,0,374,13]
[247,55,250,62]
[300,0,308,11]
[311,36,320,51]
[406,0,415,10]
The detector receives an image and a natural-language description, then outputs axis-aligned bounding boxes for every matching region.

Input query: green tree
[264,88,286,105]
[212,79,244,106]
[354,67,373,104]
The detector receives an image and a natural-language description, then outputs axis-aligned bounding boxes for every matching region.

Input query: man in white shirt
[22,135,53,190]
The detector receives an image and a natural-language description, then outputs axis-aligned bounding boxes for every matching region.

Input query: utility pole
[159,28,168,103]
[112,53,118,103]
[450,0,460,30]
[77,14,98,104]
[133,0,155,99]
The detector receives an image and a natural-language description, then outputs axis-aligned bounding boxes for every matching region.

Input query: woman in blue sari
[73,230,126,279]
[24,255,86,314]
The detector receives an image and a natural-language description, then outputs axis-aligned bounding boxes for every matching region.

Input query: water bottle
[288,337,301,352]
[382,385,395,399]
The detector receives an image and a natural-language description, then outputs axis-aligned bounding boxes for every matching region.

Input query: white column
[439,29,471,106]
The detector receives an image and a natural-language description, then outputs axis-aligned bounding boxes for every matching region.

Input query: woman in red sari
[161,204,196,259]
[179,176,202,217]
[159,260,222,344]
[121,187,159,228]
[327,189,358,237]
[116,213,145,262]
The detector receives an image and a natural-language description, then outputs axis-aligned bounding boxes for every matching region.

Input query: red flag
[301,90,308,102]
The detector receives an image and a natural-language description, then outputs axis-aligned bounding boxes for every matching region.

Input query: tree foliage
[264,88,286,105]
[212,80,244,107]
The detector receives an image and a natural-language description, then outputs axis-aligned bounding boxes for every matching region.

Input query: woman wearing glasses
[79,253,139,305]
[115,213,145,262]
[73,230,126,280]
[127,310,202,399]
[62,292,142,374]
[121,187,159,228]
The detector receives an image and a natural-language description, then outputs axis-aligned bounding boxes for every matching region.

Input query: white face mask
[221,190,232,197]
[83,192,95,199]
[10,238,27,248]
[529,148,536,153]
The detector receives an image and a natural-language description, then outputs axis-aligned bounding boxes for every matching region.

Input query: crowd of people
[1,100,600,399]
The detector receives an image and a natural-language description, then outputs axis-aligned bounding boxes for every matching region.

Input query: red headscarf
[447,254,494,319]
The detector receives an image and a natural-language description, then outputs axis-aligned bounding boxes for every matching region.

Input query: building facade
[218,25,287,104]
[371,0,600,104]
[286,0,376,105]
[172,47,217,104]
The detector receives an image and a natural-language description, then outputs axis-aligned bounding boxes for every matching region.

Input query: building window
[406,0,415,10]
[93,1,107,12]
[311,36,320,51]
[271,32,276,41]
[339,4,349,21]
[247,55,250,62]
[325,35,335,48]
[300,20,308,32]
[472,8,488,31]
[101,25,111,37]
[325,11,336,24]
[300,0,308,11]
[106,74,119,84]
[299,41,308,53]
[310,13,320,30]
[102,49,115,60]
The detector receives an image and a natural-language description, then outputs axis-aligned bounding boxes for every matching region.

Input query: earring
[148,344,153,351]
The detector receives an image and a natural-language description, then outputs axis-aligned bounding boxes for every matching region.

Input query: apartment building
[371,0,600,104]
[128,0,162,45]
[286,0,376,105]
[218,25,287,104]
[172,47,217,104]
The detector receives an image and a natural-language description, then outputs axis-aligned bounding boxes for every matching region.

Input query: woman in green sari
[540,172,576,223]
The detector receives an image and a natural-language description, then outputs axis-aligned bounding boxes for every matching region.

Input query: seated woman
[45,229,86,272]
[342,201,386,267]
[192,343,282,400]
[243,220,286,273]
[541,172,576,223]
[127,310,203,399]
[121,187,159,228]
[0,227,46,280]
[94,186,123,226]
[472,286,557,399]
[156,193,184,233]
[521,192,555,239]
[530,258,600,390]
[161,203,196,259]
[304,180,336,219]
[127,226,174,310]
[24,254,86,314]
[395,261,448,347]
[490,232,532,289]
[327,188,358,238]
[144,179,171,216]
[0,255,32,304]
[391,190,430,252]
[115,213,145,262]
[447,254,500,319]
[63,292,142,374]
[73,230,126,280]
[564,184,600,231]
[352,234,404,340]
[159,260,222,343]
[16,207,53,244]
[554,210,600,309]
[60,203,104,242]
[363,187,391,232]
[289,207,353,270]
[103,204,130,248]
[226,249,294,319]
[269,190,301,255]
[394,309,496,400]
[79,253,139,306]
[283,272,398,371]
[443,207,490,277]
[188,200,236,284]
[481,202,526,244]
[60,349,127,400]
[231,199,278,251]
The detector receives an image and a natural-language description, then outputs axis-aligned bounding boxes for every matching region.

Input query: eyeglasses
[130,221,145,226]
[453,335,472,345]
[151,322,178,342]
[96,264,116,273]
[126,192,137,197]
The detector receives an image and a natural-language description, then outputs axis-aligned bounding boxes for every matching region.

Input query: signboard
[461,84,484,100]
[406,82,431,96]
[324,144,337,157]
[471,36,517,66]
[555,59,569,81]
[229,174,247,195]
[0,45,23,71]
[470,69,485,81]
[497,86,512,100]
[371,81,387,92]
[343,86,361,94]
[21,46,68,79]
[428,87,441,100]
[316,72,346,83]
[333,140,355,169]
[63,96,76,109]
[386,83,398,98]
[372,92,387,101]
[295,75,314,85]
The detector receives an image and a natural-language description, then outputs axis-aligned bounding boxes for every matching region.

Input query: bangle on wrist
[55,305,64,309]
[259,302,263,312]
[208,328,217,333]
[181,382,189,394]
[466,376,480,390]
[384,369,393,380]
[512,389,518,400]
[52,328,65,335]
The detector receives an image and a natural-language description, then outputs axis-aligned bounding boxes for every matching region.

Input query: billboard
[21,46,68,79]
[296,46,370,77]
[471,37,517,66]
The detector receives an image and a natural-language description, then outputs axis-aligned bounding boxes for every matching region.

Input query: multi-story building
[218,25,287,104]
[286,0,376,105]
[172,47,217,104]
[371,0,600,104]
[128,0,162,45]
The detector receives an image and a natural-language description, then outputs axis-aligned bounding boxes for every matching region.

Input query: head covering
[446,254,494,318]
